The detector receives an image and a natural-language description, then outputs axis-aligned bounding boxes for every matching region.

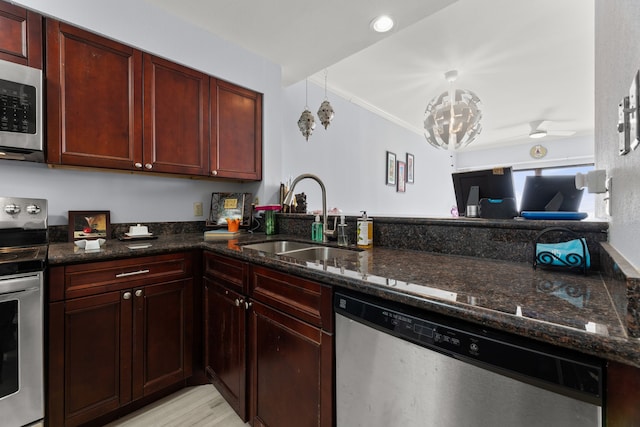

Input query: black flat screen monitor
[452,167,515,216]
[519,175,584,212]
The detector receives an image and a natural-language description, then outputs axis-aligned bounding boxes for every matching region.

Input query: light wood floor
[105,385,250,427]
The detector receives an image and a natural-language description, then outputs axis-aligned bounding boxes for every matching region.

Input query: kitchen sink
[240,240,315,254]
[279,246,361,262]
[240,240,362,262]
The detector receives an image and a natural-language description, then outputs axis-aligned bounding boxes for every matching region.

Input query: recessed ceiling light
[371,15,394,33]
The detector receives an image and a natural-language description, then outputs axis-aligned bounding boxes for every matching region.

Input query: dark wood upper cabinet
[143,54,209,175]
[46,20,143,169]
[46,19,262,179]
[0,1,42,68]
[211,79,263,180]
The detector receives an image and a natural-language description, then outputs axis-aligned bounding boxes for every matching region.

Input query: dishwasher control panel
[335,291,603,405]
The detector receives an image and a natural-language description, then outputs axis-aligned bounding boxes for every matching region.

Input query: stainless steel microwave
[0,59,43,162]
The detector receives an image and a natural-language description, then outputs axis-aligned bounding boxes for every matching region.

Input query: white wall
[0,161,258,226]
[595,0,640,269]
[281,81,454,217]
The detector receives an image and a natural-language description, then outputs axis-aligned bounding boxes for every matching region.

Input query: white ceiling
[145,0,594,150]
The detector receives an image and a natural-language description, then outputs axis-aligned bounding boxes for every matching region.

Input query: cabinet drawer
[203,252,247,294]
[59,252,193,300]
[249,265,332,331]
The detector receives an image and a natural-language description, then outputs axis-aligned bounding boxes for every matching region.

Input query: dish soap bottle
[356,211,373,248]
[311,215,323,242]
[337,215,348,246]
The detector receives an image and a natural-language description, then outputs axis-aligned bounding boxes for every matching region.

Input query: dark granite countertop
[47,232,640,368]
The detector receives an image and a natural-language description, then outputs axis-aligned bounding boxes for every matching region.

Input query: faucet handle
[324,216,338,238]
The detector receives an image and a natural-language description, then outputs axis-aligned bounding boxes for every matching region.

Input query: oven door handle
[0,285,39,301]
[0,273,41,296]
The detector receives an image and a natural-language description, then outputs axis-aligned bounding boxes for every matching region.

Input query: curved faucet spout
[283,174,335,242]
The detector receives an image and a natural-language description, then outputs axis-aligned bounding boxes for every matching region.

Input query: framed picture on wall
[68,210,111,241]
[397,161,406,193]
[386,151,397,186]
[406,153,414,183]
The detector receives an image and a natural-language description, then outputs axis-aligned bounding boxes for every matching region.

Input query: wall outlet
[629,70,640,151]
[193,202,203,217]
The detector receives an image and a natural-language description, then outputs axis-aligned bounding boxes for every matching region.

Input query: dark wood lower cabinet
[203,254,334,427]
[249,301,333,427]
[203,277,248,421]
[133,279,193,399]
[55,291,130,427]
[47,253,194,427]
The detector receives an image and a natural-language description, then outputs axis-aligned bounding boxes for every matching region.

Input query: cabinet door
[46,20,143,169]
[249,301,333,427]
[203,277,248,421]
[60,290,132,427]
[132,279,193,399]
[143,54,209,175]
[0,2,42,68]
[210,79,262,180]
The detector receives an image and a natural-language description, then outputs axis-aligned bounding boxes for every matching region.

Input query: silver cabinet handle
[244,301,252,310]
[145,163,153,170]
[235,298,240,306]
[134,162,143,168]
[135,289,143,297]
[115,269,150,278]
[211,170,218,176]
[123,292,132,300]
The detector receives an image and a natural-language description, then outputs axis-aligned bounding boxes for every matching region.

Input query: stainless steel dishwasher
[334,291,603,427]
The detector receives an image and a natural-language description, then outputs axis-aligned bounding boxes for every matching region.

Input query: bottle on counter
[311,215,323,242]
[356,211,373,248]
[337,215,348,246]
[265,210,276,235]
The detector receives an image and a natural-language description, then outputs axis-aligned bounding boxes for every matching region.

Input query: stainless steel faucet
[283,173,336,242]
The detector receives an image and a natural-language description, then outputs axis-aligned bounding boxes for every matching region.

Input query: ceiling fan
[527,120,576,139]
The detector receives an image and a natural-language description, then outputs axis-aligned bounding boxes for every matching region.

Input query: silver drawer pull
[115,269,150,278]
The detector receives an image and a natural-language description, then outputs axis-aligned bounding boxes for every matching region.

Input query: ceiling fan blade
[529,119,549,131]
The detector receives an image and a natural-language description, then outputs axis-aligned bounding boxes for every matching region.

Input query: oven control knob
[26,204,41,214]
[4,204,20,215]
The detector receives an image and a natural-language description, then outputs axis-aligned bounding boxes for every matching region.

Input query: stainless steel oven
[0,197,47,427]
[0,59,43,162]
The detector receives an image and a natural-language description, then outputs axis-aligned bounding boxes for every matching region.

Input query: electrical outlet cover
[629,70,640,150]
[619,96,631,155]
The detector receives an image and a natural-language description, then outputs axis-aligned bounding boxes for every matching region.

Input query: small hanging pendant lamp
[298,79,316,141]
[317,69,335,129]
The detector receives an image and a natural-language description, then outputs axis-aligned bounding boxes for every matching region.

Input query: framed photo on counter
[68,210,111,241]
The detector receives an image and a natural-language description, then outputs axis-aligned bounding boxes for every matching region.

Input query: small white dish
[125,232,153,237]
[129,224,149,235]
[74,238,106,250]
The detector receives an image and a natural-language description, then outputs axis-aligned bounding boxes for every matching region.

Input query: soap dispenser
[311,215,323,242]
[356,211,373,248]
[337,215,348,246]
